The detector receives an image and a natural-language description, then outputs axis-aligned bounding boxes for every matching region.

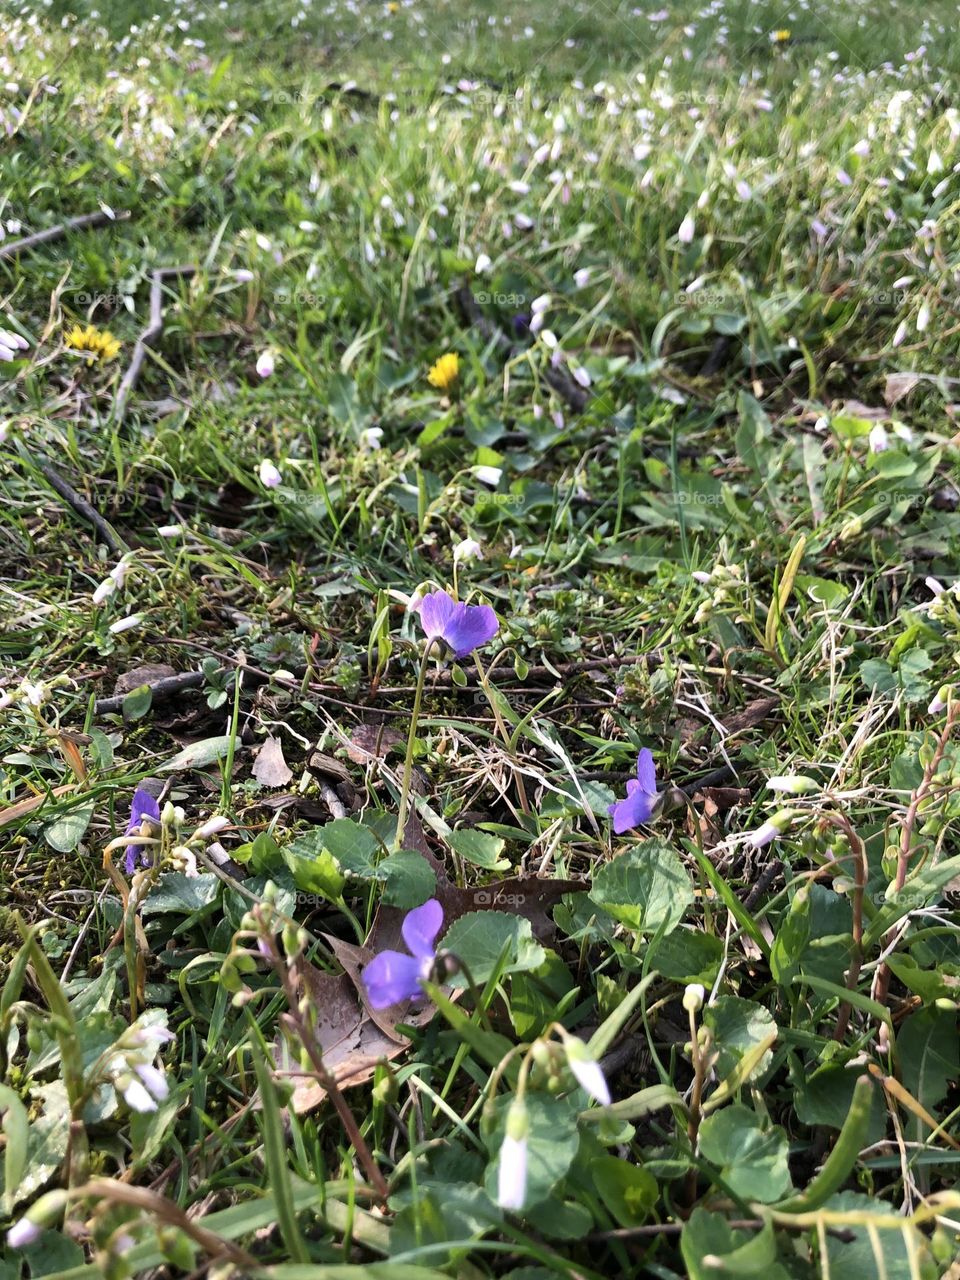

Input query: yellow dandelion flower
[771,28,792,42]
[65,323,122,364]
[387,2,399,12]
[427,351,460,391]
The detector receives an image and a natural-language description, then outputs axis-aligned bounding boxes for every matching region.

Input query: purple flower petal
[608,788,657,834]
[362,950,424,1008]
[125,787,161,873]
[402,898,443,958]
[443,602,499,657]
[636,748,656,793]
[417,590,499,659]
[418,590,457,642]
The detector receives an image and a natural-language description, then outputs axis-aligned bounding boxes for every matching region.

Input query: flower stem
[395,638,437,849]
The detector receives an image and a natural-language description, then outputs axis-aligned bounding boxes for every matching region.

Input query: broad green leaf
[589,1156,658,1226]
[681,1210,784,1278]
[380,849,436,909]
[43,800,95,853]
[482,1093,581,1212]
[698,1105,792,1202]
[141,873,221,917]
[283,831,347,898]
[898,1005,959,1140]
[589,838,692,936]
[703,996,777,1083]
[161,735,236,771]
[822,1192,936,1279]
[446,828,509,870]
[440,911,545,986]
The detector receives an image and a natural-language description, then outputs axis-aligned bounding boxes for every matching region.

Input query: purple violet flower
[608,748,659,834]
[125,787,161,874]
[418,590,499,659]
[362,899,444,1009]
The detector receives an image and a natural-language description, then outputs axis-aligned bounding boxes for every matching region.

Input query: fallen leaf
[721,697,779,736]
[884,372,921,406]
[112,663,178,696]
[253,735,293,788]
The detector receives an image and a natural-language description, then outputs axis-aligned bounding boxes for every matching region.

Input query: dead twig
[38,462,127,555]
[113,264,196,421]
[0,210,130,262]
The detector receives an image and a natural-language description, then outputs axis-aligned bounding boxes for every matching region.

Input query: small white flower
[531,293,551,314]
[573,267,591,288]
[927,149,944,174]
[256,350,275,378]
[892,320,908,347]
[122,1077,158,1113]
[6,1219,42,1249]
[916,302,931,332]
[232,269,255,283]
[453,537,483,563]
[92,576,117,605]
[565,1038,611,1105]
[766,775,819,795]
[475,252,492,274]
[496,1133,528,1210]
[682,983,705,1013]
[928,685,952,715]
[258,459,282,488]
[473,465,502,488]
[21,680,46,707]
[868,424,889,453]
[109,614,142,635]
[572,366,591,389]
[748,820,780,849]
[539,328,558,349]
[134,1061,170,1103]
[157,524,184,538]
[677,213,696,244]
[359,427,384,451]
[196,815,230,839]
[127,1025,175,1051]
[747,808,797,849]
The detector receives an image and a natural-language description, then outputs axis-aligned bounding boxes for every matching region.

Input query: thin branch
[38,463,127,555]
[113,264,196,421]
[0,210,130,261]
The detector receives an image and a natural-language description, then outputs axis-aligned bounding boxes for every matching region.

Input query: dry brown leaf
[252,735,293,788]
[884,372,922,406]
[112,663,178,696]
[721,697,779,736]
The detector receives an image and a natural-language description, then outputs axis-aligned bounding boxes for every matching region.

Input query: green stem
[15,920,89,1190]
[395,638,437,849]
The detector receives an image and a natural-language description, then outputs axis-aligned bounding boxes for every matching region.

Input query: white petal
[122,1077,158,1113]
[569,1057,611,1105]
[496,1134,528,1210]
[135,1062,170,1102]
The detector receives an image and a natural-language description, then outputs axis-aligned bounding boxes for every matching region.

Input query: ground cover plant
[1,0,960,1275]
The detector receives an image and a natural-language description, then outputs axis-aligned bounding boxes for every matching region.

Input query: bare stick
[94,670,205,716]
[113,265,196,421]
[38,463,127,555]
[0,210,130,262]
